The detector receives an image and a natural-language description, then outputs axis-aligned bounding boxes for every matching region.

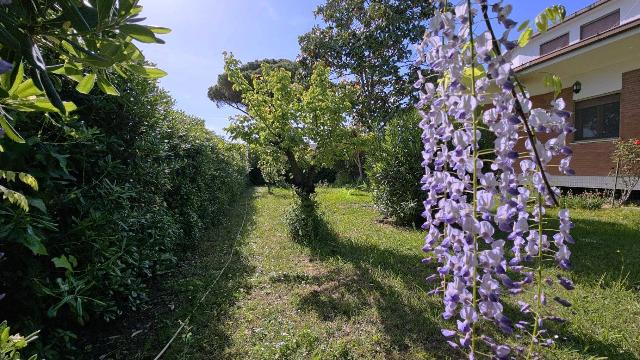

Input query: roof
[529,0,612,40]
[514,17,640,72]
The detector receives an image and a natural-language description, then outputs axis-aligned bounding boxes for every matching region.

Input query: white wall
[512,0,640,68]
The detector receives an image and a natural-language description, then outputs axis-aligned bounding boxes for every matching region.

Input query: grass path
[118,187,639,359]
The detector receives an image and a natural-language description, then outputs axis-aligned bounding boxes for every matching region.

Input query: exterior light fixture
[572,81,582,94]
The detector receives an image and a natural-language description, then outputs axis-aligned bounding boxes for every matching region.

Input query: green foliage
[368,110,423,226]
[224,53,352,196]
[0,73,245,357]
[285,195,322,243]
[0,321,38,360]
[560,190,607,210]
[208,58,299,111]
[518,5,566,48]
[0,0,168,218]
[299,0,434,130]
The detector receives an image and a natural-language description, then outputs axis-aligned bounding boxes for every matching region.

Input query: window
[580,9,620,39]
[539,33,569,55]
[574,94,620,141]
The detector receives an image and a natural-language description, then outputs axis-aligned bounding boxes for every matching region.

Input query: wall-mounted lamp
[572,81,582,94]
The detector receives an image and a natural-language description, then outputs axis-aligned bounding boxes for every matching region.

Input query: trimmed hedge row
[0,74,246,357]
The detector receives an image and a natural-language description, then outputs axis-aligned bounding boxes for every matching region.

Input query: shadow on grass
[291,215,451,357]
[545,216,640,289]
[88,187,258,360]
[291,208,639,359]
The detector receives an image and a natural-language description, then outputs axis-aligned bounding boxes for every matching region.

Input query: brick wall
[514,69,640,179]
[621,68,640,139]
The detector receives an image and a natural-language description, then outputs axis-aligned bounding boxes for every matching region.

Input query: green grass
[108,187,640,359]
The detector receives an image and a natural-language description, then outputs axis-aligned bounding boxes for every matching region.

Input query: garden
[0,1,639,359]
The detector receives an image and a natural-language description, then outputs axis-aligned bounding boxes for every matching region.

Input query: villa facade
[513,0,640,189]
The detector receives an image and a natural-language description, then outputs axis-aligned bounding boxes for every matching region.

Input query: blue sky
[138,0,591,136]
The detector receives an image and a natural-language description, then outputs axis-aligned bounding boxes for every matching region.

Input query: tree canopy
[208,58,298,113]
[223,53,352,196]
[298,0,434,131]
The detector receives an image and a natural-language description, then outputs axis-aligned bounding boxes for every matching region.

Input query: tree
[299,0,434,131]
[208,58,298,113]
[223,53,352,198]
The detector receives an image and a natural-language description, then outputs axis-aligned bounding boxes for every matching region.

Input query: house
[512,0,640,190]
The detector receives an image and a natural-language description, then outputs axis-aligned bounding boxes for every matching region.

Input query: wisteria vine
[415,1,576,358]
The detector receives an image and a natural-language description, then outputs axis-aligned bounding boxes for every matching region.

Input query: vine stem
[479,4,559,207]
[467,0,480,356]
[527,192,545,359]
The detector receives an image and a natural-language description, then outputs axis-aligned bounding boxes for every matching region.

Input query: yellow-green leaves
[518,5,566,48]
[18,173,39,191]
[75,73,97,94]
[518,27,533,48]
[0,114,25,143]
[462,66,486,90]
[543,73,563,98]
[97,75,120,95]
[1,170,39,191]
[142,67,168,79]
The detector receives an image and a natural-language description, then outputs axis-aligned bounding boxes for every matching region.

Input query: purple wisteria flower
[0,59,12,74]
[415,1,575,358]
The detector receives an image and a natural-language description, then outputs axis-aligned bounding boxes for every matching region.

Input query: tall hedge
[0,74,245,357]
[369,109,424,226]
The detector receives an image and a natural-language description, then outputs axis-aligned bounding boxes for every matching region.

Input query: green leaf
[96,76,120,95]
[461,66,485,89]
[75,73,97,94]
[119,24,159,43]
[8,61,24,94]
[143,67,167,79]
[0,325,8,343]
[52,255,74,272]
[13,79,43,98]
[28,197,47,213]
[118,0,136,15]
[10,99,77,114]
[0,114,25,143]
[24,227,47,255]
[517,20,530,32]
[518,27,533,48]
[147,26,171,34]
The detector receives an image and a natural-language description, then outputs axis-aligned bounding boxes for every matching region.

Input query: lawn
[103,187,640,359]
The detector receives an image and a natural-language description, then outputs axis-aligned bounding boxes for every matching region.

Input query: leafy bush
[285,195,322,243]
[611,138,640,204]
[560,190,607,210]
[368,110,424,226]
[0,74,246,357]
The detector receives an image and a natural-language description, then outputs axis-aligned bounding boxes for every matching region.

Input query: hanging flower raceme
[415,1,575,358]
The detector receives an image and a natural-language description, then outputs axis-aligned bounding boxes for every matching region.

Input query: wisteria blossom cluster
[415,1,576,358]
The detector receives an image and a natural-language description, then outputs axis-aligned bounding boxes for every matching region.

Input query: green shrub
[285,195,322,243]
[0,74,246,357]
[368,110,424,226]
[560,190,607,210]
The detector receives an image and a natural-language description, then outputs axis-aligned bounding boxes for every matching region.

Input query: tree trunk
[354,151,364,182]
[284,149,316,197]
